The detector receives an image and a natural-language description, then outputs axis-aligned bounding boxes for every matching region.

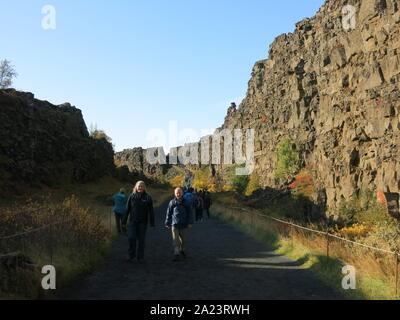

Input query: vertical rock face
[114,148,171,179]
[0,89,115,193]
[220,0,400,215]
[109,0,400,216]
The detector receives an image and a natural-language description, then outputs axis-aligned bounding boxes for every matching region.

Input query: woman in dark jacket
[122,181,154,263]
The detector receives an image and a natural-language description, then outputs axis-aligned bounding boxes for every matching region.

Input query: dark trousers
[127,222,147,260]
[114,212,123,233]
[205,207,210,218]
[195,209,203,221]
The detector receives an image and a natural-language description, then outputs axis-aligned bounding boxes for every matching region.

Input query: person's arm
[122,195,131,226]
[148,195,155,227]
[165,201,173,227]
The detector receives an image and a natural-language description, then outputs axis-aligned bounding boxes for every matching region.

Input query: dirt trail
[51,201,343,300]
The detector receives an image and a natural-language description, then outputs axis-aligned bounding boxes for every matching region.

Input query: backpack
[183,192,194,207]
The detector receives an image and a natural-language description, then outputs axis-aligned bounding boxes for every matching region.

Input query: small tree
[89,123,114,149]
[0,59,18,89]
[229,165,250,195]
[274,137,299,180]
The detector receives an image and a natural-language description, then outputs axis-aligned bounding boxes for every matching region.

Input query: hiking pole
[395,253,399,298]
[16,245,20,292]
[50,222,53,265]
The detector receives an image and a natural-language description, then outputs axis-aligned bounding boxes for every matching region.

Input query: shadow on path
[49,201,344,300]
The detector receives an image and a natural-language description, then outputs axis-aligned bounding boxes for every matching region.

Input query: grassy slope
[212,198,399,301]
[0,176,172,300]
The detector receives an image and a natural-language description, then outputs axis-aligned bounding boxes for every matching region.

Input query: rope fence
[0,208,115,298]
[2,201,399,298]
[231,206,399,256]
[223,205,400,297]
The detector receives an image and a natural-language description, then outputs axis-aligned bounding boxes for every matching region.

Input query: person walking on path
[203,191,212,219]
[122,181,155,264]
[183,187,195,209]
[112,188,128,234]
[165,188,193,262]
[194,193,204,222]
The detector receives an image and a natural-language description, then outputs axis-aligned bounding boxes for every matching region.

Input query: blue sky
[1,0,325,152]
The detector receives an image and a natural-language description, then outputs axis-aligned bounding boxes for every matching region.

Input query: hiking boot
[180,251,187,259]
[172,255,181,262]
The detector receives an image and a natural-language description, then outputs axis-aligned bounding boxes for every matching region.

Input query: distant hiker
[183,187,195,208]
[183,187,195,219]
[122,181,155,264]
[203,192,212,219]
[112,188,128,234]
[165,188,193,262]
[194,193,204,222]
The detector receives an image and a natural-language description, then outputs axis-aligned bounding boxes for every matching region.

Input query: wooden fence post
[395,253,399,298]
[326,231,330,261]
[50,223,53,265]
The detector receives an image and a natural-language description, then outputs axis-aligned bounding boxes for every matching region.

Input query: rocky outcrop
[217,0,400,215]
[119,0,399,217]
[114,0,400,217]
[0,89,115,194]
[114,148,171,180]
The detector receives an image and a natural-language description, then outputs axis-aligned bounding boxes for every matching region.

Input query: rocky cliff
[219,0,400,215]
[0,89,115,194]
[114,148,171,179]
[115,0,400,217]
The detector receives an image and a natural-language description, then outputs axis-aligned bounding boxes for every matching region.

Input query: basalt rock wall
[0,89,115,194]
[219,0,400,215]
[114,0,400,216]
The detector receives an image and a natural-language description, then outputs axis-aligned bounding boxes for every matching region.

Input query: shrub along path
[50,201,343,300]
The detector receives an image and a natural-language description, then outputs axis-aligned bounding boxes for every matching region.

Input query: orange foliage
[289,173,314,189]
[289,173,314,198]
[377,190,386,204]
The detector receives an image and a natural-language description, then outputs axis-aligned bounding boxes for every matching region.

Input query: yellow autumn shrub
[244,173,261,196]
[169,174,185,188]
[339,223,373,240]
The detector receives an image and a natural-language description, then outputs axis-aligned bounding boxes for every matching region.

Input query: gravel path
[51,201,343,300]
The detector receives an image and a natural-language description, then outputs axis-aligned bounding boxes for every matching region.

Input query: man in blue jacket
[165,188,193,261]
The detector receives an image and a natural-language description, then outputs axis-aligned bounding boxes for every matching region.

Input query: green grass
[212,203,399,300]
